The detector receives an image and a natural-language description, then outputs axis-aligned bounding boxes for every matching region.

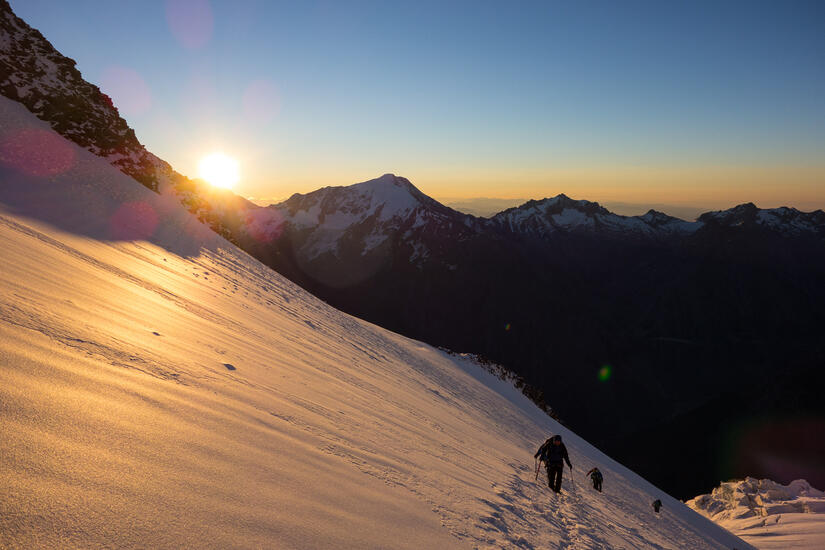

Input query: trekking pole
[534,458,540,481]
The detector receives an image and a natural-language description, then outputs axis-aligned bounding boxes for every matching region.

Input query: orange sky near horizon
[234,163,825,213]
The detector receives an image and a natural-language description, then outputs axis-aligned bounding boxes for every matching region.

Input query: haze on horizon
[12,0,825,215]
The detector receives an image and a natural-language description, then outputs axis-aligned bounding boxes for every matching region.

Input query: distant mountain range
[445,197,710,221]
[250,173,822,269]
[2,0,824,500]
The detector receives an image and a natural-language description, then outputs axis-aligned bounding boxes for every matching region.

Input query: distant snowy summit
[489,194,699,238]
[270,174,472,234]
[250,174,477,263]
[489,194,825,240]
[699,202,825,237]
[688,478,825,549]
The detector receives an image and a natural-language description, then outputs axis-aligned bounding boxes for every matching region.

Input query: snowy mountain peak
[698,203,825,236]
[347,173,427,214]
[699,202,759,224]
[490,194,700,237]
[351,173,412,194]
[528,193,607,215]
[359,172,409,188]
[257,174,472,264]
[638,208,691,227]
[274,173,440,227]
[641,208,669,221]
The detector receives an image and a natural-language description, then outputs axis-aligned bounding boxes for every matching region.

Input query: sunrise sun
[198,152,240,189]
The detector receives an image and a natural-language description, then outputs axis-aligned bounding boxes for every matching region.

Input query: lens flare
[198,152,240,189]
[165,0,214,49]
[598,364,612,382]
[109,201,158,241]
[0,128,75,177]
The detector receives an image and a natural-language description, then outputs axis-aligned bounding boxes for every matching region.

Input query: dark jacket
[586,468,603,481]
[535,438,572,468]
[546,442,572,468]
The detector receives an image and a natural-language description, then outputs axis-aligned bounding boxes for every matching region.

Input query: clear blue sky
[10,0,825,210]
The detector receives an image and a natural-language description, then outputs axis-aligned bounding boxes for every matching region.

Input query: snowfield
[688,478,825,549]
[0,95,752,549]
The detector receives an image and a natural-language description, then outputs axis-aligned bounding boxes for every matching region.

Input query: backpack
[536,438,552,462]
[592,470,603,482]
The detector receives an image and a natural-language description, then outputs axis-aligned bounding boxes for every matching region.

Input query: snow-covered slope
[0,96,752,549]
[688,478,825,549]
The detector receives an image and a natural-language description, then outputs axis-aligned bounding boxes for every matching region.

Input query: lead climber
[534,434,573,493]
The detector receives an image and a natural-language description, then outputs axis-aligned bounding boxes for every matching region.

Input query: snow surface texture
[0,95,752,549]
[688,478,825,550]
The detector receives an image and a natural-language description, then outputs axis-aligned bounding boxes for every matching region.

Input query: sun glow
[198,152,240,189]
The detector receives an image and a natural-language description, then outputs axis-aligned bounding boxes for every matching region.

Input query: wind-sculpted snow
[0,95,753,549]
[688,478,825,549]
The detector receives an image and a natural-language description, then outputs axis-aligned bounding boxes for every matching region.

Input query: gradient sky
[11,0,825,213]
